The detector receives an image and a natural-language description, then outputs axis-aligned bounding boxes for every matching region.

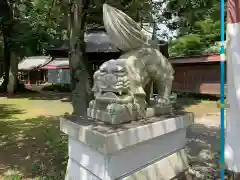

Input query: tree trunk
[0,0,11,92]
[0,0,18,94]
[1,35,11,92]
[6,2,18,95]
[7,52,18,95]
[69,0,91,117]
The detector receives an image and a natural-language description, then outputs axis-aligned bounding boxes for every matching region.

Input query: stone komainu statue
[87,4,175,124]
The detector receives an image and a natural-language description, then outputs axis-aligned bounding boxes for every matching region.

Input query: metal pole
[220,0,225,179]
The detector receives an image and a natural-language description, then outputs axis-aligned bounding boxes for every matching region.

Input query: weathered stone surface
[86,4,175,124]
[60,111,194,154]
[65,149,189,180]
[87,104,173,124]
[122,150,189,180]
[61,112,194,180]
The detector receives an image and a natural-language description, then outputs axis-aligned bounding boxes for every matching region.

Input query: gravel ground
[186,114,222,179]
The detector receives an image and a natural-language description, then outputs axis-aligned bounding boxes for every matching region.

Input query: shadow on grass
[0,115,67,179]
[0,104,26,119]
[175,97,203,110]
[175,92,218,109]
[0,102,221,179]
[0,92,72,103]
[186,123,220,179]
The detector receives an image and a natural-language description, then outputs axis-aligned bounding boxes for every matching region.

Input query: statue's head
[92,59,133,103]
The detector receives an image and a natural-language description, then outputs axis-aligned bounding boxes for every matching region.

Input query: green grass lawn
[0,92,219,179]
[0,93,72,180]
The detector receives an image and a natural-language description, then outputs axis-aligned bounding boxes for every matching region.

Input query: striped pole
[220,0,225,179]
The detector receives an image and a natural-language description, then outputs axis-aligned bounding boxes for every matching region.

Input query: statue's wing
[103,3,150,51]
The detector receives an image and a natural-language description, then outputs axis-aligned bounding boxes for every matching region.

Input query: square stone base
[60,112,194,180]
[66,149,189,180]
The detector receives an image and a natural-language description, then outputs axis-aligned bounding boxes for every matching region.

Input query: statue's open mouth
[95,89,133,104]
[101,89,127,96]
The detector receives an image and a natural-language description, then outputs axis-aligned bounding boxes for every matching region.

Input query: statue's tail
[103,3,150,51]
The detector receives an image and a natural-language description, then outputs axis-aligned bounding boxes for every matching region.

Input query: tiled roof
[48,31,120,53]
[41,58,69,69]
[18,56,52,70]
[170,54,220,64]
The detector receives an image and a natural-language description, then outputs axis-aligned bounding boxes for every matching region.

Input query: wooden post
[28,72,30,88]
[43,70,46,82]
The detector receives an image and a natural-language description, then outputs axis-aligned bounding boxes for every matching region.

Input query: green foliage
[169,18,221,56]
[0,0,157,59]
[170,35,203,56]
[0,0,68,58]
[0,0,224,58]
[163,0,222,56]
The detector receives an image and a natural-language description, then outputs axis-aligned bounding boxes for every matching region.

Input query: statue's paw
[107,103,126,115]
[89,100,96,109]
[170,93,177,104]
[131,103,146,119]
[154,96,171,106]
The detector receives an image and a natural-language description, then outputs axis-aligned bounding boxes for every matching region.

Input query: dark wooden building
[47,28,122,85]
[170,54,225,96]
[47,26,168,78]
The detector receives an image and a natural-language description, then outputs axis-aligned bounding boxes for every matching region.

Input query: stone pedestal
[60,112,194,180]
